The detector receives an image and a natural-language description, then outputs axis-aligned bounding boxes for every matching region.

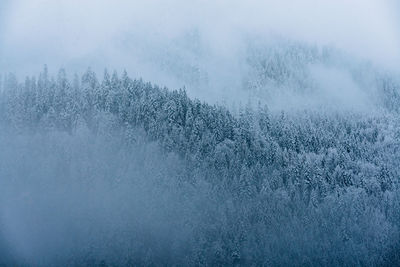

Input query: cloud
[0,0,399,106]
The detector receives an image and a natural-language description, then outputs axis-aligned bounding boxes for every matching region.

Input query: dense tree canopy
[0,67,399,265]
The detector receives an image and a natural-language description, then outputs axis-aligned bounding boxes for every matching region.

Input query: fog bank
[0,0,399,107]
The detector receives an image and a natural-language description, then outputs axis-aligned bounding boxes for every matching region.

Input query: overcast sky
[0,0,399,102]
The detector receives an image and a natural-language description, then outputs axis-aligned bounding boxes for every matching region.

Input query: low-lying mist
[0,122,204,265]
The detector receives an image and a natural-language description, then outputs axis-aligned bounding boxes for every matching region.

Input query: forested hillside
[0,66,399,266]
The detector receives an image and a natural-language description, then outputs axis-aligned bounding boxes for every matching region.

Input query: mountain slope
[0,67,399,265]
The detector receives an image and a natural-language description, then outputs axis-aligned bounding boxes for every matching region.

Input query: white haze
[0,123,210,265]
[0,0,399,108]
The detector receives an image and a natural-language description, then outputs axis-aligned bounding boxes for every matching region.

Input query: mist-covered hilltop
[0,65,399,266]
[243,41,396,111]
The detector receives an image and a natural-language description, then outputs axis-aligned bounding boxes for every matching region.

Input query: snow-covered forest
[0,59,399,265]
[1,0,400,266]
